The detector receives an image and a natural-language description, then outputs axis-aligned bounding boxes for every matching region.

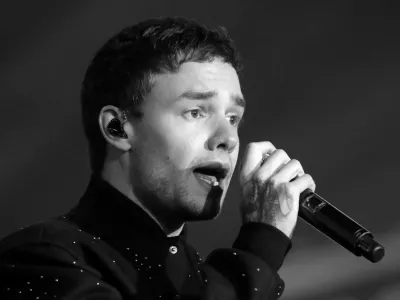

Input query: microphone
[298,188,385,263]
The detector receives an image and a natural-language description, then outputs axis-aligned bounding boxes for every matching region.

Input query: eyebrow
[178,90,246,109]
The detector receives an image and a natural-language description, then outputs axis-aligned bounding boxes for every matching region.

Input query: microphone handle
[298,188,385,263]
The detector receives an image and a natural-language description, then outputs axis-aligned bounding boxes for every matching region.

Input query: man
[0,17,315,299]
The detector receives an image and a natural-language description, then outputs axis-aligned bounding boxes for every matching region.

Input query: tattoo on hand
[241,180,281,226]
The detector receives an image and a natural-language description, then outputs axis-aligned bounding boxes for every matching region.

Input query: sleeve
[0,243,124,300]
[200,222,291,300]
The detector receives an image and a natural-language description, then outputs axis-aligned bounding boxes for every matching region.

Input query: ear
[98,105,133,152]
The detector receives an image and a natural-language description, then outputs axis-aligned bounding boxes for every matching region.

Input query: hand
[238,141,316,238]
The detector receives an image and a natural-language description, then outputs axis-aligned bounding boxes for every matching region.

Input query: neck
[101,160,184,237]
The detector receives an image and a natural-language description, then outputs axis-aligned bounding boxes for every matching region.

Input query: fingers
[290,173,316,195]
[239,141,317,239]
[260,157,307,216]
[239,141,315,198]
[270,158,304,185]
[254,149,291,185]
[254,153,314,217]
[239,141,276,186]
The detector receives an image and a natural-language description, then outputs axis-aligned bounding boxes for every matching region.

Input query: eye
[228,115,244,127]
[185,108,205,120]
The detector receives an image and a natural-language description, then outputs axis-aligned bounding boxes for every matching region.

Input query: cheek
[145,119,202,169]
[164,134,202,169]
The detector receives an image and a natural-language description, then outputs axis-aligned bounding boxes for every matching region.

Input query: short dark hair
[81,16,243,174]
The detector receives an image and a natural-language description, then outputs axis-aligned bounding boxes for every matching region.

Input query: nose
[207,119,239,154]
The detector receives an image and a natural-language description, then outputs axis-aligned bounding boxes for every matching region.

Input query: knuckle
[281,181,291,191]
[247,142,258,150]
[276,149,290,160]
[253,167,270,184]
[266,141,274,148]
[252,172,265,186]
[254,177,264,187]
[285,180,295,190]
[306,174,316,191]
[290,158,302,170]
[304,173,314,183]
[267,175,278,187]
[290,158,300,166]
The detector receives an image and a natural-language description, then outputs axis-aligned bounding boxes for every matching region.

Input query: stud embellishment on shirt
[169,246,178,254]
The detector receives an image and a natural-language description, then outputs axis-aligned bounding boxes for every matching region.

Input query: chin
[185,194,224,222]
[200,204,222,220]
[185,206,222,222]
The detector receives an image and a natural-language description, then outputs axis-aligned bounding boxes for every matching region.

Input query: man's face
[129,59,245,223]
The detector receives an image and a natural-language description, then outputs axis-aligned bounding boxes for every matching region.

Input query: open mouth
[192,162,229,188]
[194,173,220,186]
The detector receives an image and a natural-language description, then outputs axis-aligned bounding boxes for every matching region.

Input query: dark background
[1,1,399,299]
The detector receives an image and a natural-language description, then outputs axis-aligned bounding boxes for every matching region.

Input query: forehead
[149,60,243,103]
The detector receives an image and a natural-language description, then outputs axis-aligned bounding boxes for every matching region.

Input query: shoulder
[0,217,92,257]
[0,218,128,300]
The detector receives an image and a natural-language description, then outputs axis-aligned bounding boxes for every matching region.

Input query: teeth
[196,174,219,186]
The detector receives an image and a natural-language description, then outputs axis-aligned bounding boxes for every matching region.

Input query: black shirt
[0,175,291,299]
